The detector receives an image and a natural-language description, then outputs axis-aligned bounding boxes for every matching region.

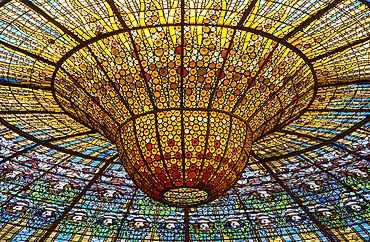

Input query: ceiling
[0,0,370,241]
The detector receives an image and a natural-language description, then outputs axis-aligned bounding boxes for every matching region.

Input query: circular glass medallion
[162,188,210,207]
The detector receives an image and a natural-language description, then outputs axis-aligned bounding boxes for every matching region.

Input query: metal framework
[311,35,370,62]
[0,0,11,8]
[0,39,56,67]
[254,115,370,162]
[282,0,344,41]
[61,67,120,126]
[208,0,258,108]
[0,110,63,114]
[299,153,370,206]
[1,143,39,164]
[39,155,118,240]
[279,130,370,204]
[112,189,138,242]
[0,116,109,161]
[87,46,134,115]
[0,130,95,163]
[0,79,52,91]
[253,153,336,242]
[0,154,74,218]
[184,208,190,242]
[307,108,370,113]
[180,0,186,187]
[233,188,263,242]
[20,0,82,43]
[321,79,370,88]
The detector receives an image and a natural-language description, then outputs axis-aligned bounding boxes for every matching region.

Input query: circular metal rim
[160,186,212,208]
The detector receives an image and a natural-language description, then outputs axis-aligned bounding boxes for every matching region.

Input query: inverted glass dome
[0,0,370,241]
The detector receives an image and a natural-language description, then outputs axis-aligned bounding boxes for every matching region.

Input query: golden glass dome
[53,26,314,205]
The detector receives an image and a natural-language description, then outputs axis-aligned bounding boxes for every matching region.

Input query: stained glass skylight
[0,0,370,241]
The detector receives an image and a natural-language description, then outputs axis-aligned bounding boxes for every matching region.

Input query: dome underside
[54,28,315,142]
[0,0,370,241]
